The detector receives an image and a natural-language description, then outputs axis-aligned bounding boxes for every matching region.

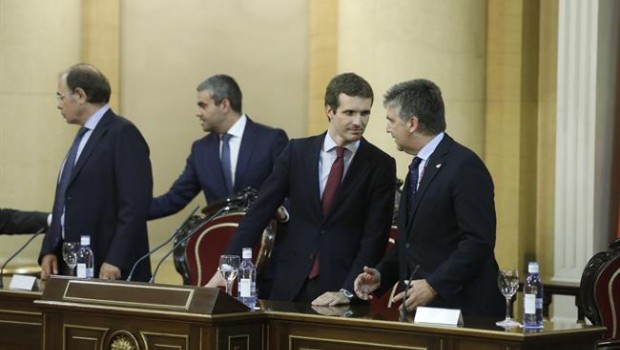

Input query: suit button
[405,243,410,249]
[309,253,314,260]
[320,230,326,234]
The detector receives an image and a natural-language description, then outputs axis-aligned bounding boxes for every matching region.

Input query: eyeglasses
[56,91,73,103]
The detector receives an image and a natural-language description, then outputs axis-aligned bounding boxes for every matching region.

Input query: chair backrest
[172,188,276,286]
[580,238,620,341]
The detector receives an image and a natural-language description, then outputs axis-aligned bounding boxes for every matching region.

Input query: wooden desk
[1,277,603,350]
[263,301,604,350]
[0,289,42,350]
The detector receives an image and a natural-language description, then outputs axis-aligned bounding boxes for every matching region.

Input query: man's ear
[218,98,231,113]
[325,105,334,122]
[408,116,419,133]
[73,87,87,103]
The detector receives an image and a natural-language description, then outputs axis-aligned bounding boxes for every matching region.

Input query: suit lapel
[204,133,228,194]
[406,135,452,231]
[235,117,257,193]
[69,110,113,184]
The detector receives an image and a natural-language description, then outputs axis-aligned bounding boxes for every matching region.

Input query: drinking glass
[496,268,520,328]
[218,255,240,295]
[62,242,80,276]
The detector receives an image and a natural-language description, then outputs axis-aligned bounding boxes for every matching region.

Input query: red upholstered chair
[580,238,620,349]
[173,188,277,287]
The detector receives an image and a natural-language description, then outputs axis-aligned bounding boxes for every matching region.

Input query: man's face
[195,90,226,133]
[56,76,81,125]
[326,93,371,146]
[385,106,413,153]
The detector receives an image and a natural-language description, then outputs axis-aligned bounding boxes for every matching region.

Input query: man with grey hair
[149,74,288,219]
[354,78,504,318]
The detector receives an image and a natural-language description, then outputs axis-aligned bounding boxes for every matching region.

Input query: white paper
[413,306,463,326]
[9,274,38,291]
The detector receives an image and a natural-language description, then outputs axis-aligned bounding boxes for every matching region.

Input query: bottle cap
[242,247,252,259]
[80,235,91,246]
[528,262,539,274]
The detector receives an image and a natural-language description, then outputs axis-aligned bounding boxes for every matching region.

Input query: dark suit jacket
[376,134,504,317]
[40,110,153,281]
[149,117,288,219]
[226,134,396,301]
[0,209,48,234]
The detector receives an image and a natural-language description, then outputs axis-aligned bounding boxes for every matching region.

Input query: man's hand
[353,266,381,300]
[99,262,122,280]
[40,254,58,281]
[311,290,351,306]
[204,271,226,288]
[391,278,437,313]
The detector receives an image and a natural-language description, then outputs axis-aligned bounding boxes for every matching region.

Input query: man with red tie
[208,73,396,305]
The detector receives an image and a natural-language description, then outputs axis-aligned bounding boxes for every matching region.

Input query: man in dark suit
[354,79,504,318]
[39,64,153,282]
[149,74,288,219]
[0,208,48,234]
[211,73,396,305]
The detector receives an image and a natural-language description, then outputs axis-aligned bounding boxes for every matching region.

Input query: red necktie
[309,146,346,279]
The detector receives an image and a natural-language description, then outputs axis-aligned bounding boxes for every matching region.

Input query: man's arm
[104,124,153,278]
[0,209,49,234]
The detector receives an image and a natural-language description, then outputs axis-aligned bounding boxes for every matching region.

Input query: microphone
[400,264,420,321]
[149,207,227,283]
[126,206,199,282]
[0,227,46,289]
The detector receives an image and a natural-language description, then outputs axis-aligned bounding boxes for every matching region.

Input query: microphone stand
[400,264,420,321]
[126,206,199,282]
[149,207,228,283]
[0,227,46,289]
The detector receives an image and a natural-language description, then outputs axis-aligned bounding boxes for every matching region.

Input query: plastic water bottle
[76,235,95,278]
[523,262,544,328]
[237,247,257,309]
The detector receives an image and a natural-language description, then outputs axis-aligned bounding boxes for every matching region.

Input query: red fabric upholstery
[594,256,620,340]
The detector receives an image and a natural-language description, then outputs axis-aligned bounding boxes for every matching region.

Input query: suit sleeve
[104,124,153,270]
[149,142,202,219]
[225,142,291,256]
[426,155,497,301]
[341,154,396,292]
[0,209,48,234]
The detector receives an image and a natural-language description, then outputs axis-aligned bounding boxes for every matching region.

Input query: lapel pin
[436,163,442,169]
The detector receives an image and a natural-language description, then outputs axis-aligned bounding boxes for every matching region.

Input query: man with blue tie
[148,74,288,219]
[39,64,153,282]
[353,79,504,318]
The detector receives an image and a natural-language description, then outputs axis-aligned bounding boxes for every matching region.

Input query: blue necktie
[407,156,422,214]
[220,133,234,196]
[51,127,88,239]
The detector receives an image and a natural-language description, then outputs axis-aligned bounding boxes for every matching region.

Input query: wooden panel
[0,290,41,350]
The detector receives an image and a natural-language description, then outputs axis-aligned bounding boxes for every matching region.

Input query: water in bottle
[523,261,544,329]
[237,247,257,309]
[76,235,95,278]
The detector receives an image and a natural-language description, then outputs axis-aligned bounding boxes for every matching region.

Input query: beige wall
[0,0,308,283]
[0,0,81,266]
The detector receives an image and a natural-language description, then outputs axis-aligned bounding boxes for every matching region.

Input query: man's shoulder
[359,138,394,162]
[245,117,287,137]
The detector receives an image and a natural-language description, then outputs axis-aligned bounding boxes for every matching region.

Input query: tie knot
[410,156,422,170]
[221,133,232,143]
[335,146,345,158]
[77,127,89,138]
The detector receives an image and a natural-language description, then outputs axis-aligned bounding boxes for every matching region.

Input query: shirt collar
[83,104,110,131]
[323,133,361,154]
[417,132,445,161]
[227,114,247,138]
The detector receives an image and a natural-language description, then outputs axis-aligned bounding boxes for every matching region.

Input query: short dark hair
[383,79,446,135]
[324,73,373,111]
[63,63,111,104]
[196,74,243,113]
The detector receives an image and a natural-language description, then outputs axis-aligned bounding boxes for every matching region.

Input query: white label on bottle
[77,263,86,278]
[524,294,536,313]
[239,278,251,297]
[86,267,94,278]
